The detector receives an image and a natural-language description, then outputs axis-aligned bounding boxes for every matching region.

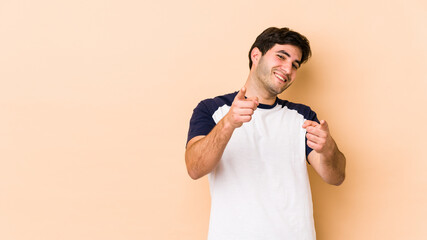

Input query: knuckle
[232,115,240,122]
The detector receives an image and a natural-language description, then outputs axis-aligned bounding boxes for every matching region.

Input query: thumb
[235,87,246,100]
[247,96,259,106]
[302,120,318,129]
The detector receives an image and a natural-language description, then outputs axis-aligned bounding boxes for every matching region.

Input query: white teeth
[275,73,286,82]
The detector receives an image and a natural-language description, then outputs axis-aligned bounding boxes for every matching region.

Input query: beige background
[1,0,426,239]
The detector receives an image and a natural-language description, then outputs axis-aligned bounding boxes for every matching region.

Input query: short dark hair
[248,27,312,69]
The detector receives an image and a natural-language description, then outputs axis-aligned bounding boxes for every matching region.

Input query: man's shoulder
[276,98,317,119]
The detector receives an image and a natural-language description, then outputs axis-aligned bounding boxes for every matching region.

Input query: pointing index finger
[319,120,329,130]
[235,87,246,100]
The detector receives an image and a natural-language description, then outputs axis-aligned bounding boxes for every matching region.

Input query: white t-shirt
[187,91,319,240]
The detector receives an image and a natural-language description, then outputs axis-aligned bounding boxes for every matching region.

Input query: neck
[243,74,277,105]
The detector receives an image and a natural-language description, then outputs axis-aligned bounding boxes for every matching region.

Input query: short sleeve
[186,101,216,146]
[305,109,320,158]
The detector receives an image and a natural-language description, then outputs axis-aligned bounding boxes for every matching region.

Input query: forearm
[185,118,235,180]
[315,141,346,185]
[304,120,346,186]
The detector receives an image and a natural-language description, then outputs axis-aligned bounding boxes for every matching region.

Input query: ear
[251,47,262,66]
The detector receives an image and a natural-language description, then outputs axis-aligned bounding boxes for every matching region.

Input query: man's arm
[303,120,346,186]
[185,87,258,180]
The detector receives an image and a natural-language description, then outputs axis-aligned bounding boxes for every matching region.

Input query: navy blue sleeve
[186,100,216,146]
[280,100,320,159]
[305,108,320,159]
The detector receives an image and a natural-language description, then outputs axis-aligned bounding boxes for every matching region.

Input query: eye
[277,54,285,60]
[292,64,299,69]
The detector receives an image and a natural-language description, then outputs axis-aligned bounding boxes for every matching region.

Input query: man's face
[253,44,303,96]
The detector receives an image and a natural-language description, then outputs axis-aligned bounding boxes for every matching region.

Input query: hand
[225,87,259,129]
[302,120,335,155]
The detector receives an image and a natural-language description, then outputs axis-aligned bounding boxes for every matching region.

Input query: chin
[268,88,285,96]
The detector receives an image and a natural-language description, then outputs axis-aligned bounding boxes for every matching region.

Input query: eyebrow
[277,50,301,66]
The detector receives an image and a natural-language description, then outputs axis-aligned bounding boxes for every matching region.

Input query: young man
[185,27,346,240]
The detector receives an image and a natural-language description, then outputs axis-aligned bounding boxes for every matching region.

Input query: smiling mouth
[274,72,287,83]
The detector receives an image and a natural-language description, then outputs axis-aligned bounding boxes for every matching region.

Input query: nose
[280,61,292,74]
